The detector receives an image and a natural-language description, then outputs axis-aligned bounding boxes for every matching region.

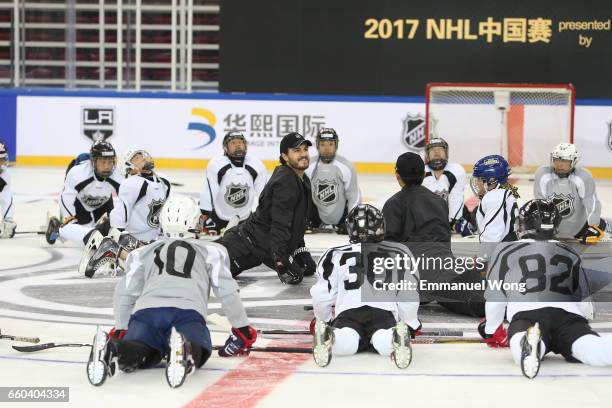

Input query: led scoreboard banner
[220,0,612,98]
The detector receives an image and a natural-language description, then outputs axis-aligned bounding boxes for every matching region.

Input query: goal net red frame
[425,83,575,172]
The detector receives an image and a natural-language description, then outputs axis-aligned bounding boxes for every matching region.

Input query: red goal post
[425,82,575,171]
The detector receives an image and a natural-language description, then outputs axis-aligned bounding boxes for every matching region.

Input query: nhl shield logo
[82,107,115,142]
[551,193,575,218]
[401,113,426,152]
[225,183,249,208]
[607,120,612,152]
[316,179,339,205]
[147,198,166,228]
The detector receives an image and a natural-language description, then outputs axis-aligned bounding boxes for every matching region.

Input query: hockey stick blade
[12,342,91,352]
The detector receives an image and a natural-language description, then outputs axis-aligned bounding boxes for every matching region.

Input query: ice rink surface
[2,166,612,408]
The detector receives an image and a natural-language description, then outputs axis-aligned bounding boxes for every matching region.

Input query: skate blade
[392,323,412,369]
[312,320,332,367]
[87,328,109,386]
[166,328,187,388]
[521,324,541,379]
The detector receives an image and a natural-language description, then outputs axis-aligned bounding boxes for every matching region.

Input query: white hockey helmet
[160,195,201,239]
[119,149,154,178]
[550,143,578,175]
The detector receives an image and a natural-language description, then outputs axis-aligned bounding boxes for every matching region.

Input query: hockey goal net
[425,83,575,172]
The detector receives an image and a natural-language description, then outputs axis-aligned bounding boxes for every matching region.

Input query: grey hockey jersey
[305,154,361,225]
[483,239,591,334]
[534,166,601,238]
[114,238,249,330]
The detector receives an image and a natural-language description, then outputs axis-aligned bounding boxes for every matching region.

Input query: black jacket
[382,184,450,243]
[239,165,312,262]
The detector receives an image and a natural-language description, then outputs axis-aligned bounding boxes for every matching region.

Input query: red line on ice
[184,343,309,408]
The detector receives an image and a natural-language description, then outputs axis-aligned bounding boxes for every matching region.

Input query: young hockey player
[481,199,612,379]
[310,204,420,369]
[199,131,267,234]
[45,140,122,246]
[86,195,256,388]
[306,127,361,234]
[534,142,611,243]
[422,137,467,227]
[78,149,171,277]
[0,141,16,239]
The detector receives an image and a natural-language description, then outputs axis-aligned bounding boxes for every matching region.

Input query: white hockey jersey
[423,162,466,222]
[483,239,591,334]
[61,161,122,222]
[114,238,249,330]
[109,172,170,241]
[310,241,420,330]
[0,167,14,220]
[306,154,361,225]
[534,166,601,238]
[477,187,518,243]
[200,155,267,221]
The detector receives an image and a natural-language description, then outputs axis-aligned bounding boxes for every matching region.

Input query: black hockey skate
[86,327,118,386]
[45,216,61,245]
[312,319,333,367]
[520,323,542,379]
[391,321,412,369]
[166,327,195,388]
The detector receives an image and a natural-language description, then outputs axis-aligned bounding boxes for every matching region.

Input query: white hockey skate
[391,321,412,369]
[312,319,333,367]
[166,327,195,388]
[86,327,117,386]
[520,323,542,379]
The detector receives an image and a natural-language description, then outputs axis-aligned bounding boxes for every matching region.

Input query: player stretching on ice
[310,204,420,369]
[534,142,611,243]
[86,195,256,388]
[481,199,612,379]
[0,141,16,239]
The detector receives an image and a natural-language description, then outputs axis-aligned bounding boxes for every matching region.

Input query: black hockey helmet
[223,130,247,165]
[316,128,339,163]
[517,199,561,240]
[425,137,449,171]
[346,204,386,244]
[90,140,116,179]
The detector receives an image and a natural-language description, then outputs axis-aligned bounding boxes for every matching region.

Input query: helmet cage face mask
[346,204,386,244]
[425,138,449,171]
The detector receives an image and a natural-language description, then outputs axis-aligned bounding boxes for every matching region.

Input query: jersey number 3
[153,241,196,278]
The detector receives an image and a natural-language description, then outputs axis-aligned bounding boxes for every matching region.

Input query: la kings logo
[225,183,249,208]
[147,198,165,227]
[432,189,449,202]
[315,179,339,206]
[401,113,426,152]
[551,193,575,218]
[82,195,109,208]
[82,107,115,142]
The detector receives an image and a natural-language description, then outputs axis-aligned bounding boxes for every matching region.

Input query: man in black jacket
[218,132,317,284]
[383,152,484,317]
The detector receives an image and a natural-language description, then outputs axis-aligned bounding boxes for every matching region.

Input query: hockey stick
[14,231,45,235]
[12,342,90,352]
[0,330,40,344]
[12,342,313,354]
[259,328,466,337]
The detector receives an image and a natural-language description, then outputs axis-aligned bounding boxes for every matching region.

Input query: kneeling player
[310,204,420,369]
[481,199,612,379]
[86,195,256,388]
[0,141,16,239]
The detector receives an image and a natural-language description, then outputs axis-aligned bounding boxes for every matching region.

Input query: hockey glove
[478,320,509,348]
[273,253,305,285]
[581,224,604,245]
[218,326,257,357]
[453,217,478,237]
[0,219,16,239]
[293,247,317,277]
[108,327,127,340]
[199,211,222,235]
[409,320,423,339]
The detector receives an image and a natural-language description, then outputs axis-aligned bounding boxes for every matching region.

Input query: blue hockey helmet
[471,155,511,196]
